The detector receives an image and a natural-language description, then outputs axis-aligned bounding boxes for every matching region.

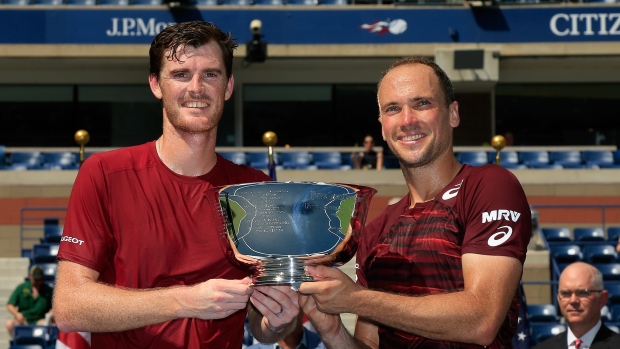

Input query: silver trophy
[206,181,376,289]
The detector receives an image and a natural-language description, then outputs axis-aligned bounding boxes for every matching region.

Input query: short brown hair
[149,21,238,79]
[378,56,455,107]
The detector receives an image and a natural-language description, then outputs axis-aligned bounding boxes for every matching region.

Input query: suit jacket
[533,324,620,349]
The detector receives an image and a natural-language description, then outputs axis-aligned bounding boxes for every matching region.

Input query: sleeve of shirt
[7,284,22,305]
[57,154,115,273]
[460,165,531,264]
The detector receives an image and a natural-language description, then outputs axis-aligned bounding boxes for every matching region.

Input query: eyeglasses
[558,289,603,300]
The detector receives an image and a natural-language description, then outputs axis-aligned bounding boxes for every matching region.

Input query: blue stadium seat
[550,245,582,264]
[38,262,58,284]
[542,227,572,243]
[247,152,278,170]
[31,243,59,264]
[190,0,220,4]
[65,0,96,4]
[318,0,347,4]
[0,164,29,171]
[382,155,400,169]
[9,152,44,169]
[43,152,78,170]
[601,304,613,322]
[613,150,620,165]
[12,325,50,348]
[130,0,162,4]
[0,145,5,165]
[221,0,252,4]
[608,227,620,243]
[30,0,62,3]
[312,151,348,170]
[530,323,566,345]
[608,323,620,334]
[573,227,606,242]
[219,152,247,165]
[607,284,620,306]
[526,303,559,322]
[594,263,620,281]
[488,150,520,167]
[9,344,44,349]
[549,151,583,168]
[253,0,283,4]
[610,304,620,321]
[457,151,488,166]
[1,0,30,4]
[583,150,615,167]
[279,152,315,169]
[287,0,317,4]
[43,225,63,243]
[519,151,550,167]
[529,163,564,169]
[97,0,129,4]
[582,244,618,264]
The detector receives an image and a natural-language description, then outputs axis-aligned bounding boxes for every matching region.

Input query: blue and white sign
[0,6,619,44]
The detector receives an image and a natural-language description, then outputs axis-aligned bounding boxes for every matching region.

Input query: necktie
[574,338,582,349]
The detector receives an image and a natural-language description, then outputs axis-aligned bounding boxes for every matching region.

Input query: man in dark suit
[533,262,620,349]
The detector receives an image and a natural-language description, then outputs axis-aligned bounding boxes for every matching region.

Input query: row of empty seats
[542,226,620,244]
[457,150,620,169]
[220,151,358,170]
[0,150,80,170]
[3,148,618,171]
[542,226,620,282]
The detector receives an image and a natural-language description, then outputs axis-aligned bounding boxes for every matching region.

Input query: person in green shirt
[5,264,54,338]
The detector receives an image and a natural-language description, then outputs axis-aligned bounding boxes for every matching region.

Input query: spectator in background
[5,265,54,338]
[533,262,620,349]
[504,131,515,146]
[52,21,298,348]
[299,56,530,348]
[352,135,383,170]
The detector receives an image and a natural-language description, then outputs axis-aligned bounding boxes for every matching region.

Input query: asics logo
[482,209,521,223]
[488,226,513,246]
[442,180,463,200]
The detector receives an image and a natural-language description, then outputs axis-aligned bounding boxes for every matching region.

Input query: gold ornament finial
[74,130,90,167]
[74,130,90,146]
[491,135,506,151]
[491,135,506,166]
[262,131,278,147]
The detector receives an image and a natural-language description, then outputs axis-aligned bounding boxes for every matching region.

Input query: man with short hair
[298,56,531,348]
[53,21,298,348]
[6,265,54,338]
[533,262,620,349]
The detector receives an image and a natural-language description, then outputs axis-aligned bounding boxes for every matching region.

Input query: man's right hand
[178,277,253,320]
[14,312,27,324]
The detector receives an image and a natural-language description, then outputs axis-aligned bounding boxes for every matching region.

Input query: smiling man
[533,262,620,349]
[53,21,299,348]
[298,56,531,348]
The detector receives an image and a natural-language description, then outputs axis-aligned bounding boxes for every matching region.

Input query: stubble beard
[163,99,222,135]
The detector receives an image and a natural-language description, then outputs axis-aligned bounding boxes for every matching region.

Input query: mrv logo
[550,13,620,36]
[106,18,174,37]
[482,210,521,223]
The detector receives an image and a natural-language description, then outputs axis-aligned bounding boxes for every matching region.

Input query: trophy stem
[252,256,315,289]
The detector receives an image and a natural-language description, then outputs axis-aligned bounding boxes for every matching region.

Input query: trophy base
[252,256,315,290]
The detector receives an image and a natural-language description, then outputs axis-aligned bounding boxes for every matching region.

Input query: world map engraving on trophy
[219,182,357,258]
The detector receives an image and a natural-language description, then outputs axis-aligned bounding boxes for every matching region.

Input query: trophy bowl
[206,181,377,288]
